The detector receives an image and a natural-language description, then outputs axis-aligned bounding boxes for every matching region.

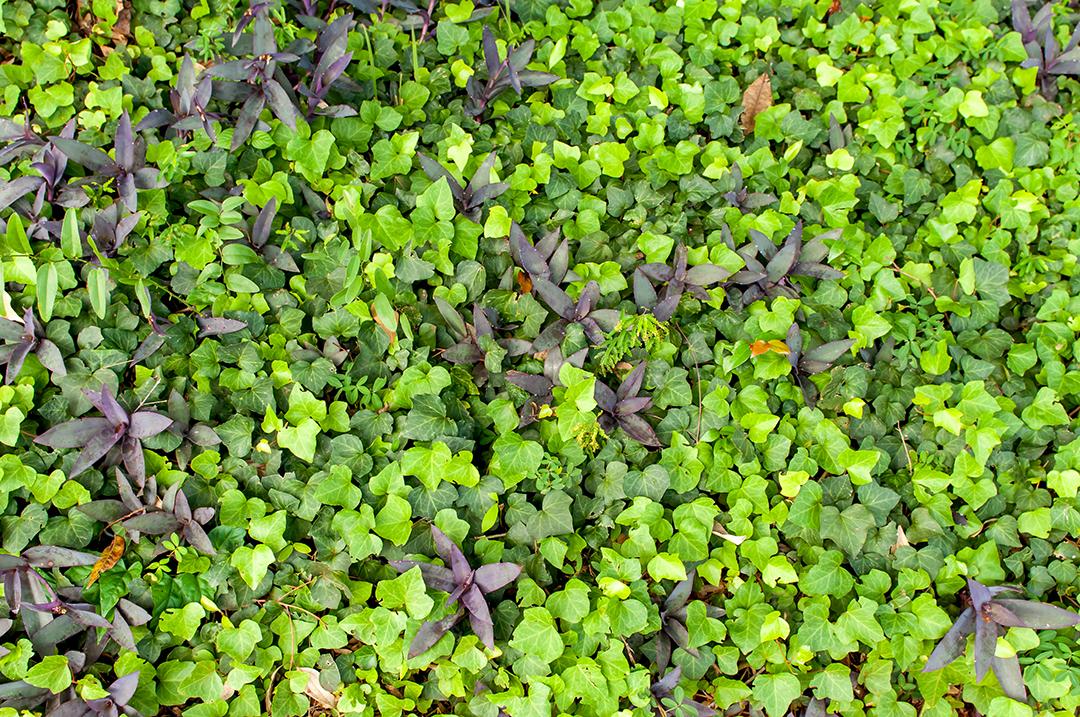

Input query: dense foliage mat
[0,0,1079,715]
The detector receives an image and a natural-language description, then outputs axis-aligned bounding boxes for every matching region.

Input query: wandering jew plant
[0,308,65,384]
[924,578,1080,701]
[466,27,557,117]
[33,386,172,485]
[391,525,521,656]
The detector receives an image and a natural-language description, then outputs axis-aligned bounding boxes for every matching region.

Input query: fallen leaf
[298,668,338,710]
[750,339,790,356]
[892,525,910,554]
[372,312,397,343]
[86,535,126,588]
[712,524,748,545]
[741,73,773,133]
[515,270,533,295]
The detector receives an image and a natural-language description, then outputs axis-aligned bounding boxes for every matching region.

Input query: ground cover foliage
[0,0,1078,715]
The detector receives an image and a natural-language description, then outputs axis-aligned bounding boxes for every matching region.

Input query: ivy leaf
[751,673,801,717]
[509,607,563,663]
[231,544,275,589]
[278,418,320,462]
[25,655,73,693]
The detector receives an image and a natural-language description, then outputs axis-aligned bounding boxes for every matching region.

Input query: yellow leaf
[86,535,125,588]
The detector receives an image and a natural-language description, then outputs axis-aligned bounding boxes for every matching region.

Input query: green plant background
[0,0,1079,716]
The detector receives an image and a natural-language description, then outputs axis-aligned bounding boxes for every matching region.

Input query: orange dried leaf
[515,270,533,295]
[86,535,125,588]
[372,312,397,344]
[740,73,773,133]
[750,339,791,356]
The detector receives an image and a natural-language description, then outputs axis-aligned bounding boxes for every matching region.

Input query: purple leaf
[986,601,1027,628]
[183,522,217,555]
[684,263,731,286]
[473,563,521,593]
[434,297,467,339]
[432,526,471,584]
[465,151,499,196]
[511,224,548,277]
[575,281,600,319]
[4,342,31,385]
[107,613,137,652]
[49,138,115,174]
[482,27,501,78]
[108,672,140,705]
[803,339,854,365]
[196,317,248,338]
[923,607,974,672]
[468,181,509,209]
[131,333,166,366]
[992,655,1027,702]
[515,70,558,88]
[85,385,129,427]
[115,113,134,169]
[68,427,124,477]
[390,560,457,593]
[653,294,681,322]
[793,262,844,280]
[187,424,221,447]
[968,578,993,611]
[118,598,152,626]
[992,599,1080,629]
[654,631,672,672]
[128,411,172,439]
[766,221,803,283]
[653,666,682,697]
[461,584,494,649]
[77,499,127,523]
[264,80,298,129]
[231,94,265,152]
[34,417,113,449]
[122,435,146,488]
[664,569,695,610]
[408,608,464,659]
[0,176,44,212]
[617,362,647,401]
[251,197,277,247]
[664,618,693,651]
[633,270,658,309]
[122,512,182,534]
[34,340,66,378]
[23,546,99,567]
[973,618,997,682]
[532,278,575,319]
[506,371,552,397]
[618,414,661,447]
[417,153,464,200]
[615,396,651,416]
[592,380,618,414]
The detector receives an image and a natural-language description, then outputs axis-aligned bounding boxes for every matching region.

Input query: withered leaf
[515,270,533,295]
[86,534,126,588]
[750,339,790,356]
[740,73,773,133]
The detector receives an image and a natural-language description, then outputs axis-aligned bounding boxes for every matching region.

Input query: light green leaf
[25,655,72,693]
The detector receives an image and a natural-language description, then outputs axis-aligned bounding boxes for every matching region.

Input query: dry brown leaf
[514,270,533,295]
[740,73,773,134]
[86,534,125,588]
[298,668,338,710]
[892,525,910,554]
[372,312,397,344]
